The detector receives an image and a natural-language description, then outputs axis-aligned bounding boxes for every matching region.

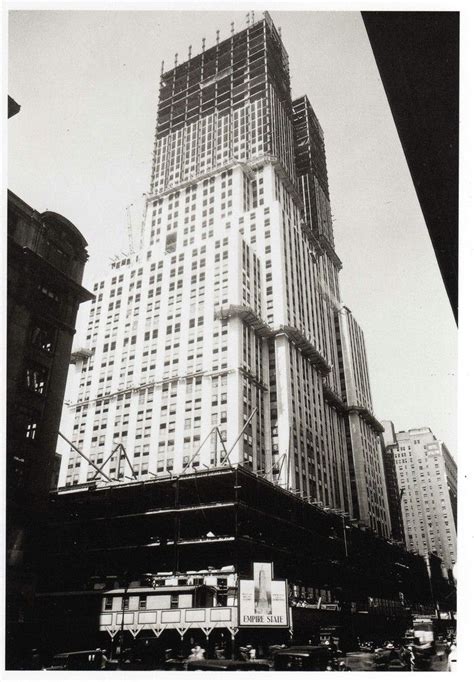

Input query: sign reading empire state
[238,562,289,628]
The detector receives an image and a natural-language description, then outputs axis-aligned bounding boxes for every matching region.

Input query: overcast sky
[7,7,457,453]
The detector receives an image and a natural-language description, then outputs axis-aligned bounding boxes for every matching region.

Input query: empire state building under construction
[59,12,391,539]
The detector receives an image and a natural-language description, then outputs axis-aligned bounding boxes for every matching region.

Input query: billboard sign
[238,562,289,628]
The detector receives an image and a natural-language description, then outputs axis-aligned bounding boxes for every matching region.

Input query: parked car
[373,646,410,672]
[412,641,434,670]
[188,659,271,671]
[359,642,375,653]
[273,645,339,671]
[43,649,117,671]
[162,657,187,671]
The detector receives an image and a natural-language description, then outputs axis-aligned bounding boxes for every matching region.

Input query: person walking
[189,644,205,660]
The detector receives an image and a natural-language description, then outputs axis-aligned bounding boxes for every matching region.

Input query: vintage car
[163,658,271,671]
[273,645,339,671]
[373,646,410,671]
[187,659,271,671]
[43,649,117,671]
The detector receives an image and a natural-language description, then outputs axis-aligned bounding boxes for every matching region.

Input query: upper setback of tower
[337,306,381,426]
[148,12,342,273]
[293,95,335,247]
[150,13,295,199]
[156,13,290,137]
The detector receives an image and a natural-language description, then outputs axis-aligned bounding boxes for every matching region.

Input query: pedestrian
[194,644,205,660]
[214,643,225,660]
[407,645,416,672]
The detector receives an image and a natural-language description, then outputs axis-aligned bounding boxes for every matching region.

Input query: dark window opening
[30,322,56,354]
[25,365,48,395]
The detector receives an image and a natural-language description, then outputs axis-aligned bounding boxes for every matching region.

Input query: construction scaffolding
[42,465,436,617]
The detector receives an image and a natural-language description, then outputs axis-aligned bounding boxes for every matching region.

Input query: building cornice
[322,383,347,413]
[215,305,332,376]
[214,305,273,337]
[274,325,331,376]
[315,232,343,270]
[347,404,385,434]
[146,158,254,203]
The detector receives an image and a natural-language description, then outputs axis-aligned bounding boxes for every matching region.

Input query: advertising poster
[239,562,288,627]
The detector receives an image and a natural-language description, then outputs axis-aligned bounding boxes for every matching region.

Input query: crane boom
[126,204,134,254]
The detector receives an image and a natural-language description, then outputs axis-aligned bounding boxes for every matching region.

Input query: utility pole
[118,572,130,665]
[397,487,405,543]
[341,512,349,559]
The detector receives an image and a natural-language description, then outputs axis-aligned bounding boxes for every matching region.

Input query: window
[122,596,130,611]
[30,322,56,354]
[16,406,41,442]
[165,233,177,254]
[170,594,179,608]
[139,596,147,610]
[26,365,48,395]
[37,283,59,304]
[104,596,113,611]
[25,418,38,440]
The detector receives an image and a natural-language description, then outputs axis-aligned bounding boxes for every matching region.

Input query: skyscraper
[58,12,390,537]
[382,423,457,572]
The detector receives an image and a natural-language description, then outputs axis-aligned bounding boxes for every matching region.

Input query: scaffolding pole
[119,444,138,480]
[181,427,215,476]
[220,407,257,466]
[58,432,113,482]
[91,443,121,481]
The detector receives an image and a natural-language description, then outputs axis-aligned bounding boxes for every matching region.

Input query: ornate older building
[6,190,92,666]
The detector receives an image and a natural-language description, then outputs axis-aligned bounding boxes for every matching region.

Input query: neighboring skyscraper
[382,423,457,572]
[7,189,92,667]
[58,12,389,537]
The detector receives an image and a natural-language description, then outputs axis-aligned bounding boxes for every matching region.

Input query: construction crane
[138,194,148,252]
[126,204,135,254]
